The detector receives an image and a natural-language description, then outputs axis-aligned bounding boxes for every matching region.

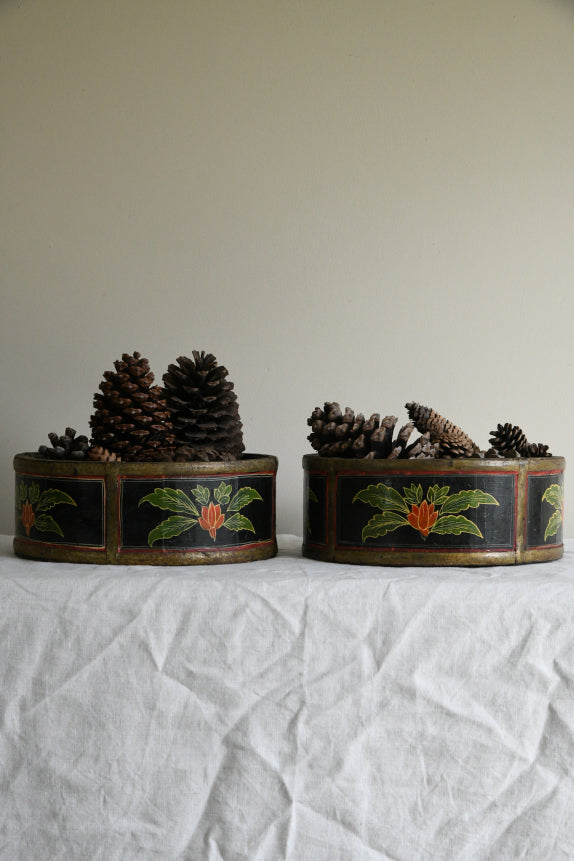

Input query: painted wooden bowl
[14,453,277,565]
[303,454,565,566]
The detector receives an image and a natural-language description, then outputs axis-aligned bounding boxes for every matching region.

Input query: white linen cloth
[1,534,574,860]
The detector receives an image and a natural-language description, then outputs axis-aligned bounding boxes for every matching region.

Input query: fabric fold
[1,535,574,859]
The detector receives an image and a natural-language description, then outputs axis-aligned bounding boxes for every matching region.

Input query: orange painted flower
[407,499,438,538]
[198,502,225,540]
[21,501,35,536]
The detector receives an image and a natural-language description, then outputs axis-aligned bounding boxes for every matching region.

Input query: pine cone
[173,445,221,462]
[489,423,551,458]
[488,423,527,455]
[162,352,244,461]
[368,415,399,458]
[89,352,175,461]
[405,402,480,458]
[403,431,441,460]
[307,402,383,458]
[388,423,416,459]
[307,404,440,459]
[523,442,551,457]
[438,430,483,458]
[88,446,122,462]
[38,428,89,460]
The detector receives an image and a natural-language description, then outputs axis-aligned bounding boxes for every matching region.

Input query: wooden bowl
[14,453,277,565]
[303,453,565,566]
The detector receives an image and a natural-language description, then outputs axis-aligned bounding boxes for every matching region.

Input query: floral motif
[198,502,225,541]
[140,481,262,547]
[21,501,35,536]
[353,482,499,543]
[542,484,564,542]
[16,480,76,539]
[407,500,438,538]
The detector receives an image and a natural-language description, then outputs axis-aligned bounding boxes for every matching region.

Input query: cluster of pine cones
[37,351,244,463]
[307,401,552,460]
[36,356,553,464]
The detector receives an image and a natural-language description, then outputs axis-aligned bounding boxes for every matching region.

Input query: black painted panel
[305,472,328,546]
[525,473,564,548]
[119,474,275,550]
[337,472,516,550]
[15,474,105,548]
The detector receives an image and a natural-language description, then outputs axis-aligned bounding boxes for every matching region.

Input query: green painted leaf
[191,485,211,506]
[440,489,499,516]
[431,515,483,538]
[139,488,198,516]
[228,487,263,512]
[36,488,77,512]
[214,481,232,505]
[403,483,423,505]
[427,484,450,507]
[544,509,563,541]
[223,512,255,533]
[353,484,410,514]
[33,513,64,537]
[308,487,319,503]
[362,511,409,541]
[29,483,41,505]
[147,515,198,547]
[18,483,28,503]
[542,484,563,510]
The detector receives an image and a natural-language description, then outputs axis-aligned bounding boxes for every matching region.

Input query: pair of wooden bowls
[14,452,564,566]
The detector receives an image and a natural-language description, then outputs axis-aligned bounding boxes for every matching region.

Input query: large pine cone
[307,403,438,459]
[405,402,480,458]
[307,402,383,458]
[162,352,244,461]
[488,423,551,458]
[89,352,175,461]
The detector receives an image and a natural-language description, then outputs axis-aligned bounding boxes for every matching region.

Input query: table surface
[2,534,574,861]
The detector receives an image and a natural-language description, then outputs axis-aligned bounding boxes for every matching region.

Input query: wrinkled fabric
[1,535,574,860]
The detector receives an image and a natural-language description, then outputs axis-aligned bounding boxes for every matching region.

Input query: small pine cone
[88,446,122,462]
[489,423,551,458]
[163,352,244,461]
[488,423,528,456]
[38,428,90,460]
[406,402,480,458]
[90,352,175,461]
[523,442,551,458]
[404,432,440,460]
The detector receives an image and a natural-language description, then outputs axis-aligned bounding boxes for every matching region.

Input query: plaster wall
[1,0,573,538]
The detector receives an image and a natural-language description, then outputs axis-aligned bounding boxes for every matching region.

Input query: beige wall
[1,0,573,538]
